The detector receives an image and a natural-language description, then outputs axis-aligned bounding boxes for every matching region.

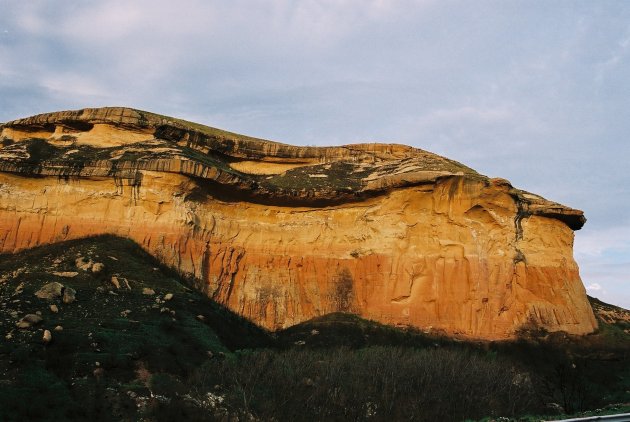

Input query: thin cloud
[575,224,630,258]
[596,24,630,83]
[586,283,602,292]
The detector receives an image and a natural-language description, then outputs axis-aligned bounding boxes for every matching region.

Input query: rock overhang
[0,107,596,339]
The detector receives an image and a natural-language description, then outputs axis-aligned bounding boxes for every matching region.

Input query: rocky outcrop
[0,107,597,339]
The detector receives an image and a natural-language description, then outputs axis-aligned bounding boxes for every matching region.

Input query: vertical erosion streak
[511,193,528,265]
[200,241,211,296]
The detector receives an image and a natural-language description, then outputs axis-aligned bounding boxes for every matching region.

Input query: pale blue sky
[1,1,629,308]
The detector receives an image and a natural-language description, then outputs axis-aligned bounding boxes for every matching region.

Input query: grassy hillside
[0,235,271,421]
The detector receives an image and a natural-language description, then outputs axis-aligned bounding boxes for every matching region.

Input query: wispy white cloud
[586,283,602,292]
[415,106,514,126]
[596,24,630,83]
[574,223,630,308]
[575,224,630,258]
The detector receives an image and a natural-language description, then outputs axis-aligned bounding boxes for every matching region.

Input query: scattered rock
[5,332,13,340]
[50,304,59,313]
[207,351,214,358]
[16,313,43,329]
[42,330,52,344]
[75,257,94,271]
[163,293,174,301]
[110,276,121,289]
[54,325,63,331]
[108,290,118,296]
[35,282,65,300]
[91,262,105,274]
[120,309,132,317]
[142,288,155,296]
[36,310,42,316]
[196,315,205,321]
[23,314,43,324]
[546,402,564,414]
[123,278,131,290]
[311,329,319,336]
[302,377,315,387]
[294,340,306,346]
[52,271,79,278]
[2,268,26,285]
[13,282,25,295]
[9,311,18,318]
[63,287,76,304]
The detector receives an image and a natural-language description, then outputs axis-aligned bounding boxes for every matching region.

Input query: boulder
[75,257,93,271]
[16,313,43,329]
[35,282,65,300]
[52,271,78,278]
[62,287,76,304]
[91,262,105,274]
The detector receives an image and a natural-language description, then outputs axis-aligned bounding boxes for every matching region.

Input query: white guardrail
[549,413,630,422]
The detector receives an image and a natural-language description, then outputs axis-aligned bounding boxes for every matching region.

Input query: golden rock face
[0,107,597,339]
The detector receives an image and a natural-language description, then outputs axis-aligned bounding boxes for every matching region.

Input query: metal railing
[548,413,630,422]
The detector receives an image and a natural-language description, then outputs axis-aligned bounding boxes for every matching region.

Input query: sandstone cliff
[0,107,597,339]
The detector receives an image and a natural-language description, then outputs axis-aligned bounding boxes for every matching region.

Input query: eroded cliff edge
[0,107,597,339]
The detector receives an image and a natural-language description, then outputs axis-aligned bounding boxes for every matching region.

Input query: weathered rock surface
[0,107,597,339]
[35,282,65,300]
[62,287,76,304]
[16,313,42,329]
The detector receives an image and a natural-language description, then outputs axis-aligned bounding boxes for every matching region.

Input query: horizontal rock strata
[0,107,597,339]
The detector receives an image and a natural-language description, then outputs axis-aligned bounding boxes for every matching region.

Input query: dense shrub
[187,346,537,422]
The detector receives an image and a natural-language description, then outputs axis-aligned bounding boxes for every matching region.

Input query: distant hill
[589,295,630,332]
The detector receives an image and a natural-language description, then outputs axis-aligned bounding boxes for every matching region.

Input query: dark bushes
[187,346,537,422]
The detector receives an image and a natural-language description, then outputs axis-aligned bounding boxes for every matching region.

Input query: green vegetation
[262,162,370,193]
[139,109,275,146]
[1,108,482,203]
[0,236,270,421]
[0,236,629,421]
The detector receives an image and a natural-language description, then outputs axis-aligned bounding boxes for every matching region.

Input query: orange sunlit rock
[0,107,597,339]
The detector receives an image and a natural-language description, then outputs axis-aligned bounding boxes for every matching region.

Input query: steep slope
[0,235,271,420]
[590,296,630,325]
[0,107,596,339]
